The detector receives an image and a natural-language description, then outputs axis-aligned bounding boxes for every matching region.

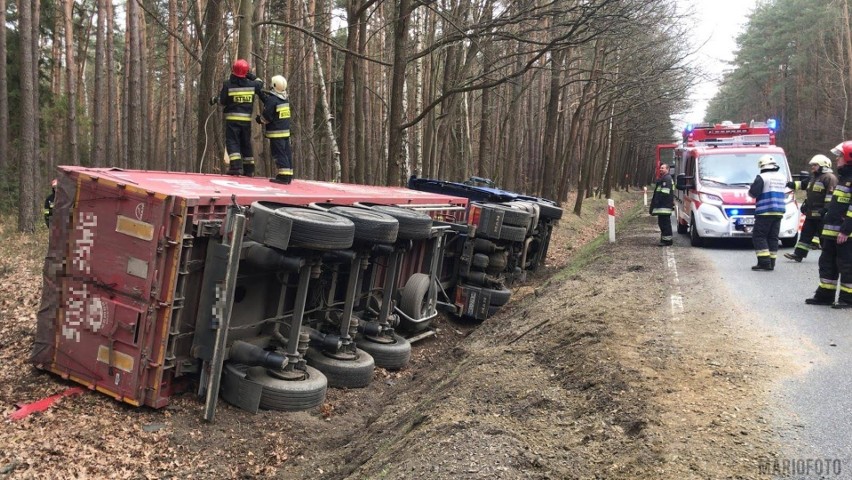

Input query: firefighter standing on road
[785,154,838,262]
[806,141,852,308]
[257,75,294,184]
[214,59,263,177]
[748,155,787,271]
[650,163,674,246]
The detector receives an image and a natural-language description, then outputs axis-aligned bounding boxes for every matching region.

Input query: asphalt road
[669,231,852,479]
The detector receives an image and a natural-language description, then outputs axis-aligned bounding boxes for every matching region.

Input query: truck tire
[478,203,532,228]
[304,347,375,389]
[247,201,293,250]
[245,364,328,411]
[355,332,411,370]
[499,224,528,242]
[276,207,355,250]
[399,273,432,323]
[371,205,433,240]
[690,215,704,247]
[328,206,399,244]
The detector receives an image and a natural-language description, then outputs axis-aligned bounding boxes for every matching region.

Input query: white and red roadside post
[608,199,616,242]
[643,186,648,207]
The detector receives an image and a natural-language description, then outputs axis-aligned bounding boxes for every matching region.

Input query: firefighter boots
[270,174,293,185]
[805,296,834,305]
[242,162,255,177]
[784,252,803,262]
[227,160,243,176]
[751,257,773,271]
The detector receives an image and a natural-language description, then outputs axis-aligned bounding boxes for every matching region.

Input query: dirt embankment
[0,195,783,479]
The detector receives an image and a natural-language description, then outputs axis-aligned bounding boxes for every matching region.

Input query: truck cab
[661,120,800,247]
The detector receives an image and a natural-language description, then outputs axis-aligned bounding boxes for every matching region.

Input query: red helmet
[232,59,249,78]
[841,141,852,161]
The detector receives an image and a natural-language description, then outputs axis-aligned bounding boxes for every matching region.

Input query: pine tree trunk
[18,0,38,232]
[92,0,107,167]
[0,0,8,174]
[385,0,411,186]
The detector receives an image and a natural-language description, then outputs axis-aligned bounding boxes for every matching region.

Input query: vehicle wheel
[245,364,327,411]
[275,207,355,250]
[781,237,797,248]
[535,200,563,220]
[499,224,528,242]
[689,215,704,247]
[355,332,411,369]
[328,206,399,244]
[304,347,375,388]
[471,253,489,269]
[247,201,293,250]
[676,220,689,235]
[371,205,433,240]
[400,273,432,322]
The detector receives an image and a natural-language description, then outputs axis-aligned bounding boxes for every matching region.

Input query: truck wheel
[304,347,375,389]
[482,285,512,306]
[248,201,293,250]
[488,203,533,227]
[677,220,689,235]
[276,207,355,250]
[371,205,433,240]
[400,273,432,323]
[535,200,563,221]
[356,332,411,369]
[246,365,328,411]
[499,224,528,242]
[689,215,704,247]
[328,206,399,244]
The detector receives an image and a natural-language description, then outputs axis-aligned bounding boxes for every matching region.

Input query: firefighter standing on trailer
[650,163,674,246]
[214,59,263,177]
[43,179,57,227]
[785,154,837,262]
[805,141,852,308]
[748,155,787,271]
[257,75,294,184]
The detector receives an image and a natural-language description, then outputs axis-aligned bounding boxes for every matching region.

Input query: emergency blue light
[767,118,777,130]
[730,209,740,216]
[685,123,694,133]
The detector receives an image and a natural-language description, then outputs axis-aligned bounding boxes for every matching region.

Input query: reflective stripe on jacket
[262,93,291,139]
[821,169,852,237]
[650,174,674,215]
[750,170,787,215]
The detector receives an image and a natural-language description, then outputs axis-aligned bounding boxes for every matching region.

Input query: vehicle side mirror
[676,174,694,191]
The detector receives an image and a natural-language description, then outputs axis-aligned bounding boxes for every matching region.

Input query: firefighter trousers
[815,237,852,303]
[793,217,822,258]
[656,214,672,244]
[224,121,254,173]
[270,137,293,175]
[753,215,781,267]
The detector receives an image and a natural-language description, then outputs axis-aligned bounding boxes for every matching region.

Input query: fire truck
[657,120,800,247]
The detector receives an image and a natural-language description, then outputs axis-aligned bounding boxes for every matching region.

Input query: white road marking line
[665,248,684,319]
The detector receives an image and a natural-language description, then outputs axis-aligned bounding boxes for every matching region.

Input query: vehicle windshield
[698,152,789,186]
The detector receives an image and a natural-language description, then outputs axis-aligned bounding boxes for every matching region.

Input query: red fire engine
[656,120,799,247]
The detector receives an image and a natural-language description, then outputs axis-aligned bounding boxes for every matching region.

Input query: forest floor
[0,190,782,479]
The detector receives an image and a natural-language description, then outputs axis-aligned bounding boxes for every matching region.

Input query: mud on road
[0,198,784,479]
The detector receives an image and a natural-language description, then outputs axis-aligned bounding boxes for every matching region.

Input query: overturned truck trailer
[32,168,561,417]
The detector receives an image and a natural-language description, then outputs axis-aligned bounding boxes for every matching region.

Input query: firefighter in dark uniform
[748,154,787,271]
[216,59,263,177]
[806,140,852,308]
[650,163,674,246]
[784,154,837,262]
[257,75,294,184]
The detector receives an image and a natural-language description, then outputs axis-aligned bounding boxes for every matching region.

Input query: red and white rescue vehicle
[657,120,800,247]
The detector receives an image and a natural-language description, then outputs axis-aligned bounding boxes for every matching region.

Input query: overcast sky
[676,0,760,124]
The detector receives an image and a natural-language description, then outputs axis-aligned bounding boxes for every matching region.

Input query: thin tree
[0,0,7,176]
[18,0,38,232]
[63,0,80,166]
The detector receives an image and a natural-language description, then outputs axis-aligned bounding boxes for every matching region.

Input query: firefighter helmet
[51,178,58,188]
[808,154,832,170]
[840,141,852,161]
[232,59,250,78]
[271,75,287,93]
[758,154,778,170]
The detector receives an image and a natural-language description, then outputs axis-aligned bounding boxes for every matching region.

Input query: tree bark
[0,0,8,174]
[386,0,412,186]
[18,0,38,232]
[92,0,107,167]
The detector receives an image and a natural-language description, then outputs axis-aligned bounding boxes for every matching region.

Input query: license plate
[738,217,755,226]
